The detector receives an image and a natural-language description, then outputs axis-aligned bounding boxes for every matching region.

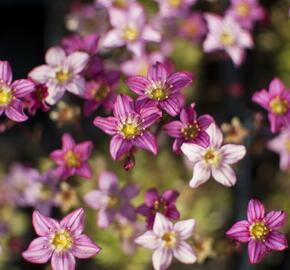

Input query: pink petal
[142,25,161,42]
[145,188,159,205]
[135,231,159,249]
[180,105,196,124]
[239,31,253,48]
[162,190,179,204]
[84,190,106,209]
[269,78,285,97]
[206,123,223,148]
[153,213,173,236]
[212,163,237,187]
[76,162,92,179]
[110,135,132,160]
[102,29,125,48]
[139,105,162,128]
[163,121,183,138]
[113,94,134,120]
[75,141,93,160]
[72,234,101,258]
[120,184,139,199]
[12,79,35,98]
[99,171,119,192]
[65,52,90,74]
[174,219,195,240]
[29,65,52,84]
[152,247,173,270]
[252,89,270,110]
[93,116,118,135]
[108,7,127,27]
[22,237,52,264]
[160,95,181,116]
[45,46,66,67]
[66,75,86,96]
[127,41,144,57]
[5,99,28,122]
[0,60,12,84]
[226,47,245,66]
[32,210,59,236]
[203,35,221,52]
[204,13,222,31]
[126,76,149,95]
[60,208,84,236]
[166,72,193,92]
[119,203,137,221]
[247,199,265,223]
[226,220,250,243]
[173,242,196,264]
[181,143,203,164]
[62,133,76,151]
[148,62,168,83]
[50,150,65,165]
[51,252,76,270]
[265,231,288,251]
[220,144,246,164]
[45,85,65,105]
[198,115,214,130]
[264,211,287,230]
[189,161,211,188]
[132,131,158,155]
[97,208,116,228]
[248,240,267,264]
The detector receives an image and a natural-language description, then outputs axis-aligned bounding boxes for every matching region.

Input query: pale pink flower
[29,47,89,105]
[135,213,196,270]
[181,123,246,188]
[203,14,253,66]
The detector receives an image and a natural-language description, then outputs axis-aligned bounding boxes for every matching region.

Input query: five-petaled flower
[126,62,193,116]
[181,123,246,188]
[0,60,35,122]
[22,208,101,270]
[252,78,290,133]
[135,213,196,270]
[84,171,139,228]
[137,188,180,229]
[29,46,89,105]
[203,14,253,66]
[50,133,93,180]
[163,104,213,153]
[93,94,162,160]
[226,199,288,264]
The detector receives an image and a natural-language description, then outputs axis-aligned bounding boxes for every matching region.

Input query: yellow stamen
[121,123,140,139]
[220,32,235,46]
[161,231,176,248]
[51,230,73,252]
[0,88,12,106]
[286,140,290,152]
[270,96,288,115]
[203,149,221,166]
[153,200,167,213]
[92,86,109,102]
[56,70,70,84]
[181,124,198,141]
[150,87,167,101]
[123,26,139,41]
[113,0,127,8]
[107,196,119,208]
[235,2,250,17]
[250,221,269,240]
[64,150,81,168]
[168,0,182,8]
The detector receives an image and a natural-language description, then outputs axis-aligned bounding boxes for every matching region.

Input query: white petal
[65,52,89,75]
[66,76,85,96]
[142,26,161,42]
[45,46,66,67]
[212,164,237,187]
[203,35,221,52]
[153,213,173,237]
[152,248,173,270]
[226,47,245,66]
[135,231,160,249]
[181,143,203,164]
[173,242,196,264]
[239,31,253,48]
[174,219,195,240]
[109,8,127,28]
[206,123,223,149]
[102,30,125,48]
[46,85,65,105]
[220,144,246,164]
[29,65,52,84]
[189,161,211,188]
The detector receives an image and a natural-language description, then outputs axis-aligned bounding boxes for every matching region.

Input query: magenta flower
[226,199,288,264]
[267,129,290,171]
[84,171,139,228]
[50,133,93,180]
[94,94,162,160]
[29,46,89,105]
[226,0,265,29]
[135,213,196,270]
[0,61,34,122]
[163,104,213,153]
[156,0,197,18]
[22,208,101,270]
[102,3,161,56]
[97,0,136,9]
[181,123,246,188]
[252,78,290,133]
[137,188,180,229]
[203,14,253,66]
[126,62,193,116]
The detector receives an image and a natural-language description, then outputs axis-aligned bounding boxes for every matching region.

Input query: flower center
[168,0,182,8]
[107,195,119,208]
[56,70,70,84]
[0,88,12,106]
[220,32,235,46]
[51,230,73,252]
[123,26,139,41]
[113,0,127,8]
[203,149,221,166]
[121,122,140,139]
[250,221,269,240]
[150,87,167,101]
[161,231,176,248]
[285,139,290,152]
[153,200,167,214]
[181,124,199,141]
[64,150,81,168]
[270,96,288,115]
[93,86,109,102]
[235,2,250,16]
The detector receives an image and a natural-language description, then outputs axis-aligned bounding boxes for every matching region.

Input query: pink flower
[156,0,197,18]
[181,123,246,188]
[126,62,193,116]
[102,3,161,56]
[22,208,101,270]
[29,46,90,105]
[97,0,136,9]
[203,14,253,66]
[0,60,35,122]
[267,129,290,171]
[50,133,93,180]
[226,199,288,264]
[163,104,213,153]
[84,171,139,228]
[226,0,265,29]
[252,78,290,133]
[135,213,196,270]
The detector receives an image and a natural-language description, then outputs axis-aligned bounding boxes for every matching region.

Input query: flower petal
[135,230,159,249]
[206,123,223,148]
[32,210,59,237]
[145,188,159,206]
[113,94,134,120]
[72,234,101,258]
[126,76,149,95]
[139,105,162,128]
[198,115,214,131]
[166,72,193,92]
[12,79,35,98]
[160,95,181,116]
[62,133,76,151]
[162,190,179,204]
[51,252,76,270]
[60,208,84,236]
[65,52,89,74]
[269,78,285,97]
[265,231,288,251]
[102,30,125,48]
[75,141,93,160]
[76,162,92,179]
[153,213,173,236]
[97,208,116,228]
[84,190,106,209]
[189,161,211,188]
[165,205,180,220]
[132,131,158,155]
[181,143,203,164]
[46,85,65,105]
[148,62,168,83]
[45,47,66,67]
[212,163,237,187]
[226,220,250,243]
[93,116,118,135]
[163,121,183,138]
[152,247,173,270]
[252,89,270,110]
[22,237,52,264]
[66,75,86,96]
[120,184,140,199]
[248,240,267,264]
[220,144,246,164]
[247,199,265,223]
[5,99,28,122]
[173,241,196,264]
[110,135,132,160]
[264,211,287,230]
[0,60,12,84]
[99,171,119,192]
[119,203,137,221]
[29,65,51,84]
[180,105,196,124]
[174,219,195,240]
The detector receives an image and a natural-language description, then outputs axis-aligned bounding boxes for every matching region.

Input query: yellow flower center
[0,88,12,106]
[270,96,288,115]
[168,0,182,8]
[161,231,176,248]
[285,139,290,152]
[250,221,269,240]
[64,150,81,168]
[107,196,119,208]
[113,0,127,8]
[236,2,250,16]
[123,26,139,41]
[51,230,73,252]
[56,70,70,84]
[203,149,221,166]
[93,86,109,102]
[150,87,167,101]
[121,122,140,139]
[220,32,235,46]
[181,124,199,140]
